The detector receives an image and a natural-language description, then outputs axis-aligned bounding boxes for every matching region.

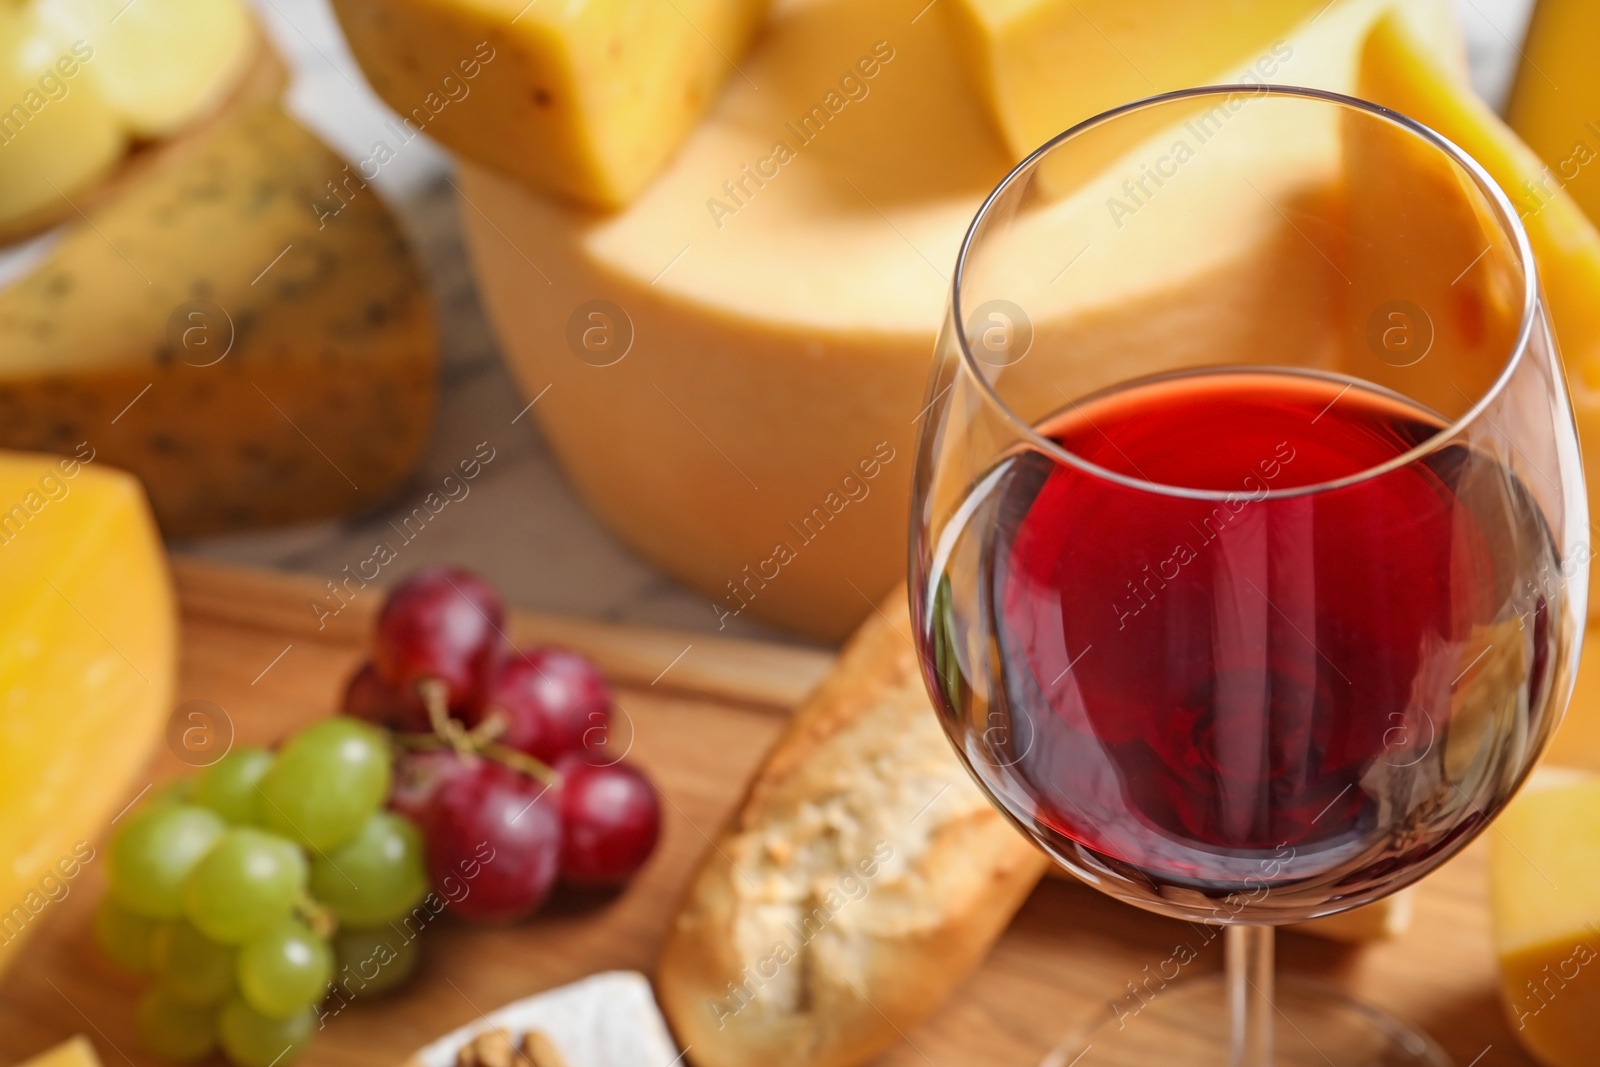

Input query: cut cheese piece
[1507,0,1600,229]
[458,0,1467,639]
[1489,767,1600,1066]
[0,451,175,979]
[1356,14,1600,622]
[37,0,255,137]
[944,0,1464,161]
[0,99,437,536]
[0,4,125,227]
[1297,889,1414,942]
[330,0,769,209]
[14,1037,103,1067]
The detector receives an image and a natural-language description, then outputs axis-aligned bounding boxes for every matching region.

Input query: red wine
[921,369,1566,910]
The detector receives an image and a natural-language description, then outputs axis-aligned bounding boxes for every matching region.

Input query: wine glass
[908,85,1586,1066]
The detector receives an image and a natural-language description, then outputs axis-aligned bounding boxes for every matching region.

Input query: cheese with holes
[0,98,437,536]
[0,452,174,978]
[1507,0,1600,229]
[1490,767,1600,1067]
[330,0,770,209]
[944,0,1462,161]
[1355,12,1600,621]
[457,0,1467,639]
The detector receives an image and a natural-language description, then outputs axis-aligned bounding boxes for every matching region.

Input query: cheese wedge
[36,0,255,137]
[458,0,1466,639]
[945,0,1463,161]
[330,0,769,209]
[0,451,175,978]
[1506,0,1600,230]
[14,1037,103,1067]
[0,99,437,536]
[1489,767,1600,1067]
[0,4,125,227]
[1355,13,1600,622]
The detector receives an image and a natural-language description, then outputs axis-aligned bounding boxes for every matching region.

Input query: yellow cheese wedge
[0,451,175,978]
[330,0,769,209]
[0,99,437,536]
[1489,767,1600,1066]
[14,1036,104,1067]
[457,0,1466,639]
[1506,0,1600,230]
[37,0,255,138]
[1355,13,1600,622]
[945,0,1463,161]
[0,4,125,227]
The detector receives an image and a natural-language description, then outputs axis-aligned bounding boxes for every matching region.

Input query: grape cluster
[97,718,425,1066]
[343,567,663,922]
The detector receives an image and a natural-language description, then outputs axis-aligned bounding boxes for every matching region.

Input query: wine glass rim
[949,83,1541,502]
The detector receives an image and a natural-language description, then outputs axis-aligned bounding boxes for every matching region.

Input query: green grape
[94,897,160,972]
[146,777,197,811]
[152,920,237,1005]
[217,996,315,1067]
[332,924,420,997]
[110,804,226,919]
[183,828,307,944]
[310,812,427,926]
[255,717,391,852]
[237,918,332,1020]
[136,987,217,1062]
[194,747,274,824]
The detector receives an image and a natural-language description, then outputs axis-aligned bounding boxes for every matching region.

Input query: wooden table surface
[0,561,1536,1067]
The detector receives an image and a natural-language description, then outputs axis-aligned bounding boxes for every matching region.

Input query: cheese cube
[1490,768,1600,1067]
[0,454,175,977]
[330,0,769,209]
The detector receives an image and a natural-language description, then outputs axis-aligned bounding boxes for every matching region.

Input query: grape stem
[411,679,562,787]
[296,891,338,940]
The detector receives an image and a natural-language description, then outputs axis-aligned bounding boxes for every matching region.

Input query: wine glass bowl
[909,86,1587,1064]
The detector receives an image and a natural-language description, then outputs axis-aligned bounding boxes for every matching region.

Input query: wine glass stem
[1227,924,1274,1067]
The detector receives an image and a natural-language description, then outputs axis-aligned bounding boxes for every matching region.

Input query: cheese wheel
[461,0,1461,639]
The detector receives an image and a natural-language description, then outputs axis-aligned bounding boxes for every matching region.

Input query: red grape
[466,647,611,763]
[387,749,475,827]
[424,762,560,922]
[374,568,506,708]
[342,661,431,733]
[556,757,661,887]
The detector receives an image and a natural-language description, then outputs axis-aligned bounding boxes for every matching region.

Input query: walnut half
[454,1029,570,1067]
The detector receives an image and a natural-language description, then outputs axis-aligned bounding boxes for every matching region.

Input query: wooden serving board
[0,561,1532,1067]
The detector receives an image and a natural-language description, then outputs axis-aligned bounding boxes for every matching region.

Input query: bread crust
[657,587,1049,1067]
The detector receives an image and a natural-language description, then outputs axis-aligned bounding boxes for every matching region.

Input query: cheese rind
[0,100,437,536]
[330,0,769,209]
[0,452,175,979]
